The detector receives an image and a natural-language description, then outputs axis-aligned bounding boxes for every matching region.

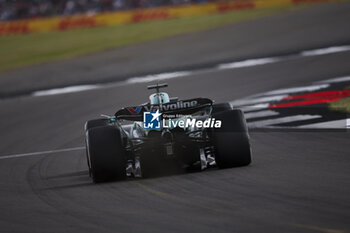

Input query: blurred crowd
[0,0,222,21]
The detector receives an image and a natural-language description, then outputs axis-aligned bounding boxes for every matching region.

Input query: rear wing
[115,98,213,121]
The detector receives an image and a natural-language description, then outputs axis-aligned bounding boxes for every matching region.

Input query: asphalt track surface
[0,2,350,233]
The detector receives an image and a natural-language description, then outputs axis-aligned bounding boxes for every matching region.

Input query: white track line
[316,75,350,84]
[30,44,350,97]
[230,95,287,106]
[261,84,329,96]
[300,45,350,57]
[298,119,350,129]
[33,85,100,96]
[244,110,279,120]
[236,103,269,112]
[0,147,85,160]
[126,71,192,84]
[217,57,280,70]
[247,115,321,128]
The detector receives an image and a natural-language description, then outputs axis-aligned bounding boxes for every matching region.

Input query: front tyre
[86,126,126,183]
[212,109,251,168]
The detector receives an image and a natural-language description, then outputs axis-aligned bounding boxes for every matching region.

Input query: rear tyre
[86,126,126,183]
[212,103,232,114]
[212,109,251,168]
[85,118,109,176]
[85,118,109,131]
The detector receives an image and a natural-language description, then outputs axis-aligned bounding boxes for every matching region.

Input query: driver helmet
[149,92,170,105]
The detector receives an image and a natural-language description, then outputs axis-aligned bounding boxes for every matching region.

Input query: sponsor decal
[217,1,255,12]
[127,106,143,114]
[127,100,198,115]
[144,100,198,112]
[58,17,97,30]
[0,22,30,35]
[132,10,170,22]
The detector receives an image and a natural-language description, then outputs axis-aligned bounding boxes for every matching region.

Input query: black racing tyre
[212,109,251,168]
[84,118,109,131]
[84,119,109,175]
[85,137,92,177]
[86,126,126,183]
[212,103,232,114]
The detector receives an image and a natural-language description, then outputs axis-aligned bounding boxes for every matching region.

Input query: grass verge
[329,86,350,113]
[0,5,302,72]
